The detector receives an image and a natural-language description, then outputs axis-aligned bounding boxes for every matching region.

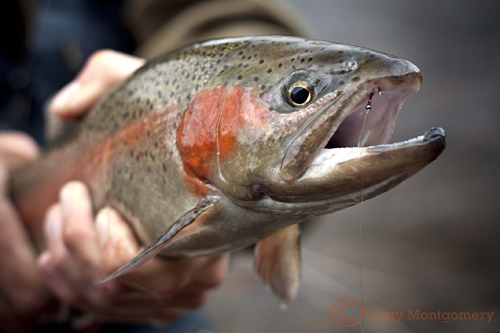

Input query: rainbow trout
[10,36,445,303]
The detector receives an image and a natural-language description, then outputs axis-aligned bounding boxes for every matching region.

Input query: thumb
[49,50,145,119]
[0,132,40,171]
[95,207,140,274]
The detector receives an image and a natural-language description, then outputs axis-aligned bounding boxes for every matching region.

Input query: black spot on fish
[254,77,259,81]
[267,69,272,73]
[259,59,264,64]
[237,75,243,80]
[238,51,243,55]
[339,81,345,85]
[158,91,162,98]
[278,63,282,67]
[247,56,252,60]
[308,57,313,62]
[192,75,196,80]
[352,77,360,82]
[238,63,243,67]
[301,58,305,63]
[291,58,295,62]
[338,51,344,54]
[242,56,246,59]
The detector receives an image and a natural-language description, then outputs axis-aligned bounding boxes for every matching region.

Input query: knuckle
[185,293,209,309]
[51,249,71,270]
[159,276,185,295]
[202,265,227,289]
[63,226,91,247]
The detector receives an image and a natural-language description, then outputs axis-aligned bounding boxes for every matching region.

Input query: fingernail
[49,81,81,114]
[60,183,84,217]
[47,207,62,240]
[96,210,109,246]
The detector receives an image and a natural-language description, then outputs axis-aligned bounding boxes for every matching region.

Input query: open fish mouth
[280,73,424,182]
[270,72,445,209]
[324,73,423,152]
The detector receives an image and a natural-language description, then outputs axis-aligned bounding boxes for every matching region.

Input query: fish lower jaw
[258,127,445,214]
[311,127,446,172]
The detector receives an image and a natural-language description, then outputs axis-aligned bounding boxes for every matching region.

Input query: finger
[99,208,204,295]
[111,289,212,310]
[37,250,76,306]
[49,50,145,119]
[41,203,111,309]
[59,182,109,285]
[0,170,50,315]
[185,253,229,291]
[95,306,185,324]
[0,132,39,172]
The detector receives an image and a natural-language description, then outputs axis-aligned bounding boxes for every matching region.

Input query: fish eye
[286,82,314,108]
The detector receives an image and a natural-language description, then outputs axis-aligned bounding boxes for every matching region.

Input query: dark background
[208,1,500,332]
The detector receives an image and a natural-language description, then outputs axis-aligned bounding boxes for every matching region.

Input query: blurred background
[0,0,499,332]
[209,1,500,332]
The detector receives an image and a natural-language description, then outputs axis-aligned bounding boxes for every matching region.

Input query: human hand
[0,132,55,332]
[38,50,228,324]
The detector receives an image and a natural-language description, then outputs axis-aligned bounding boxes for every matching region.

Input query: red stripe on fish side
[178,87,227,195]
[16,110,173,242]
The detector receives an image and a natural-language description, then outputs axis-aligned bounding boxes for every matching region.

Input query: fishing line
[357,91,375,333]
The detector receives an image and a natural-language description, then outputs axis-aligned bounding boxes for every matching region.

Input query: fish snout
[389,59,420,77]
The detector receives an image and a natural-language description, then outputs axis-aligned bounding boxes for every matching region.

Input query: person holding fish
[0,0,306,331]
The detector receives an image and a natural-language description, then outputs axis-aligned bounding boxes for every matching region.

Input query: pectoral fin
[254,224,301,304]
[98,196,219,283]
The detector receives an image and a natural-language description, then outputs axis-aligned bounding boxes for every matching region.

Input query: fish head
[180,36,444,216]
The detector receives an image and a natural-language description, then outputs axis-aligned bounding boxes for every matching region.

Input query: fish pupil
[291,86,310,105]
